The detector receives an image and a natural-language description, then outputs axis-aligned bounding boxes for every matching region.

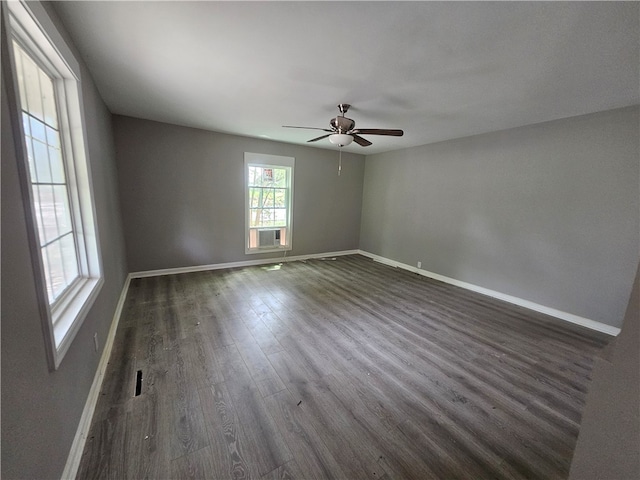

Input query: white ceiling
[53,1,639,155]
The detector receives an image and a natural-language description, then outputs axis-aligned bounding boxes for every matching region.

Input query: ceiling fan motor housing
[331,116,355,133]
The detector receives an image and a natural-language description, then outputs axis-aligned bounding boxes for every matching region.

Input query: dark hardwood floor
[77,254,609,479]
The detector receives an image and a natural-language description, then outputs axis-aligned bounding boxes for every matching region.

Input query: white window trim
[4,0,104,370]
[244,152,294,255]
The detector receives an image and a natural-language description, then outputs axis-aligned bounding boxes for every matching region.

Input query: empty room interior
[1,1,639,479]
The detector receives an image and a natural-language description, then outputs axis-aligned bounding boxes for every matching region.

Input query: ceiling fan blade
[307,134,331,143]
[352,134,372,147]
[352,129,404,136]
[283,125,333,132]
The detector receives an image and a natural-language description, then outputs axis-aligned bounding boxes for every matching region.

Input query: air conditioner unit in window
[258,229,281,248]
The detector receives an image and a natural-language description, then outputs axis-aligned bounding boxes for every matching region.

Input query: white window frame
[4,0,103,370]
[244,152,294,254]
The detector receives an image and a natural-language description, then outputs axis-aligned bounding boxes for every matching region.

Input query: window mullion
[40,230,74,250]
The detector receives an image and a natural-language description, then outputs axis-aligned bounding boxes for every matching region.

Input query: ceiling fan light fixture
[329,133,353,146]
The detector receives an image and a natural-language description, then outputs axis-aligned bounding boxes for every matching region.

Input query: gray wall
[113,115,365,272]
[1,4,128,479]
[361,107,639,327]
[569,262,639,479]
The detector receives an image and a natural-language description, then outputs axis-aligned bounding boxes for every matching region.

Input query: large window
[14,41,80,303]
[245,153,294,253]
[6,0,103,369]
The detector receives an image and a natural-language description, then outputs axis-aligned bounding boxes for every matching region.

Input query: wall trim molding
[61,274,132,480]
[358,250,621,337]
[129,250,360,278]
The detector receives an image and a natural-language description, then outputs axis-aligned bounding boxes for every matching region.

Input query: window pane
[53,185,72,235]
[39,69,58,128]
[21,50,45,121]
[45,240,65,299]
[37,185,59,242]
[49,146,64,183]
[60,234,79,286]
[30,115,47,143]
[262,168,274,185]
[260,209,274,226]
[274,168,287,187]
[14,44,27,109]
[41,246,54,303]
[249,187,262,208]
[32,185,47,246]
[251,208,277,227]
[46,126,60,148]
[251,167,264,187]
[274,209,287,224]
[260,189,275,208]
[32,139,51,183]
[250,208,267,227]
[274,189,286,208]
[249,210,258,227]
[25,136,37,181]
[248,166,258,186]
[22,112,30,136]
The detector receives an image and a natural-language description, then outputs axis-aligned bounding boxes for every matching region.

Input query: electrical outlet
[417,261,422,269]
[93,333,99,352]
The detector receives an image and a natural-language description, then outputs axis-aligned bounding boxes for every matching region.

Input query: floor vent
[134,370,143,396]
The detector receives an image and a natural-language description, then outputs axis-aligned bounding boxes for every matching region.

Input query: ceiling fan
[283,104,403,147]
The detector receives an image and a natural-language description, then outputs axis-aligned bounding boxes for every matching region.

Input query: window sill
[52,276,104,369]
[246,245,292,255]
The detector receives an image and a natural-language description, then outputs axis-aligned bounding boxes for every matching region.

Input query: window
[14,41,80,303]
[245,153,294,253]
[6,1,103,369]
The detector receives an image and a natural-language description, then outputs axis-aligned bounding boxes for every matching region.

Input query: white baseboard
[130,249,360,278]
[61,274,132,480]
[358,250,621,337]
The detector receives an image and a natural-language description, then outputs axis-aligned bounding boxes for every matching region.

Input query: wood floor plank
[92,328,137,422]
[235,339,287,397]
[76,412,130,480]
[180,334,225,388]
[268,349,392,479]
[217,345,293,476]
[170,446,222,480]
[262,389,350,480]
[261,459,305,480]
[164,339,210,460]
[239,309,285,356]
[126,378,172,479]
[196,312,237,350]
[198,382,256,479]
